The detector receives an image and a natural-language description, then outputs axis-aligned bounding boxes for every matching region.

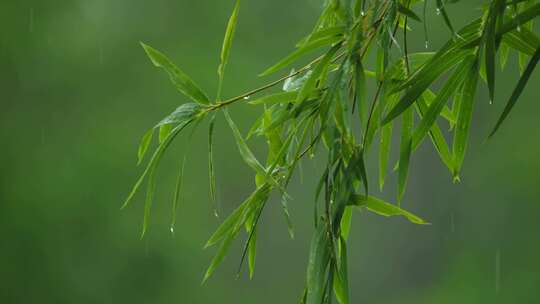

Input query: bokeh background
[1,0,539,303]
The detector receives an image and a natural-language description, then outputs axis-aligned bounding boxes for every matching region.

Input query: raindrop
[360,10,366,17]
[436,8,441,15]
[424,41,429,49]
[170,226,175,235]
[489,99,493,105]
[213,209,219,218]
[243,95,250,100]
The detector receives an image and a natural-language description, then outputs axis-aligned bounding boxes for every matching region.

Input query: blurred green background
[1,0,539,303]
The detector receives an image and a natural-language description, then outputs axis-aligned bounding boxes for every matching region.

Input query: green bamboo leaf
[397,109,413,203]
[297,26,346,47]
[490,46,540,137]
[248,91,298,105]
[158,124,172,144]
[260,35,343,77]
[296,43,341,104]
[137,128,153,165]
[411,56,475,149]
[217,0,241,99]
[223,109,267,176]
[498,3,540,36]
[452,60,480,178]
[436,0,456,35]
[122,120,194,210]
[398,3,422,22]
[306,223,331,304]
[202,230,236,284]
[140,42,210,104]
[415,95,454,173]
[208,114,217,206]
[155,103,204,127]
[484,0,505,104]
[248,225,258,279]
[382,49,473,125]
[205,197,249,248]
[378,123,393,191]
[502,28,540,56]
[332,237,349,304]
[170,155,186,235]
[350,195,429,225]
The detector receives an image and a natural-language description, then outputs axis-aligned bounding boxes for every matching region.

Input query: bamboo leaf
[350,195,429,225]
[397,109,413,203]
[223,109,267,176]
[306,223,331,304]
[411,56,475,149]
[260,35,343,77]
[140,42,210,104]
[158,124,172,144]
[122,120,194,210]
[296,44,341,104]
[490,46,540,137]
[378,123,393,191]
[382,49,473,125]
[398,3,422,22]
[332,237,349,304]
[436,0,456,35]
[208,114,217,206]
[137,128,153,165]
[452,60,480,178]
[217,0,241,99]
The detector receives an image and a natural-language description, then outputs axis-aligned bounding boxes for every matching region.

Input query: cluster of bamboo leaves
[123,0,540,303]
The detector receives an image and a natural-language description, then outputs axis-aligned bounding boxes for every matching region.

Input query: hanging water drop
[424,41,429,49]
[360,10,366,17]
[243,95,250,100]
[436,8,441,15]
[489,99,493,105]
[170,226,175,235]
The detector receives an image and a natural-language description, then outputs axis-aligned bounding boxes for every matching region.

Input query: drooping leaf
[436,0,456,35]
[208,114,217,207]
[223,109,267,176]
[137,128,153,165]
[170,155,186,235]
[122,119,194,210]
[141,42,210,104]
[382,48,473,125]
[490,46,540,137]
[397,109,413,203]
[332,237,349,304]
[306,222,331,304]
[411,55,475,149]
[350,195,429,225]
[452,59,480,178]
[378,122,393,191]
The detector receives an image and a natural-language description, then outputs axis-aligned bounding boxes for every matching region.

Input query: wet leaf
[490,46,540,136]
[141,42,210,104]
[350,195,429,225]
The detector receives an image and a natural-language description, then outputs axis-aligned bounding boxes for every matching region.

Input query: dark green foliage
[125,0,540,301]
